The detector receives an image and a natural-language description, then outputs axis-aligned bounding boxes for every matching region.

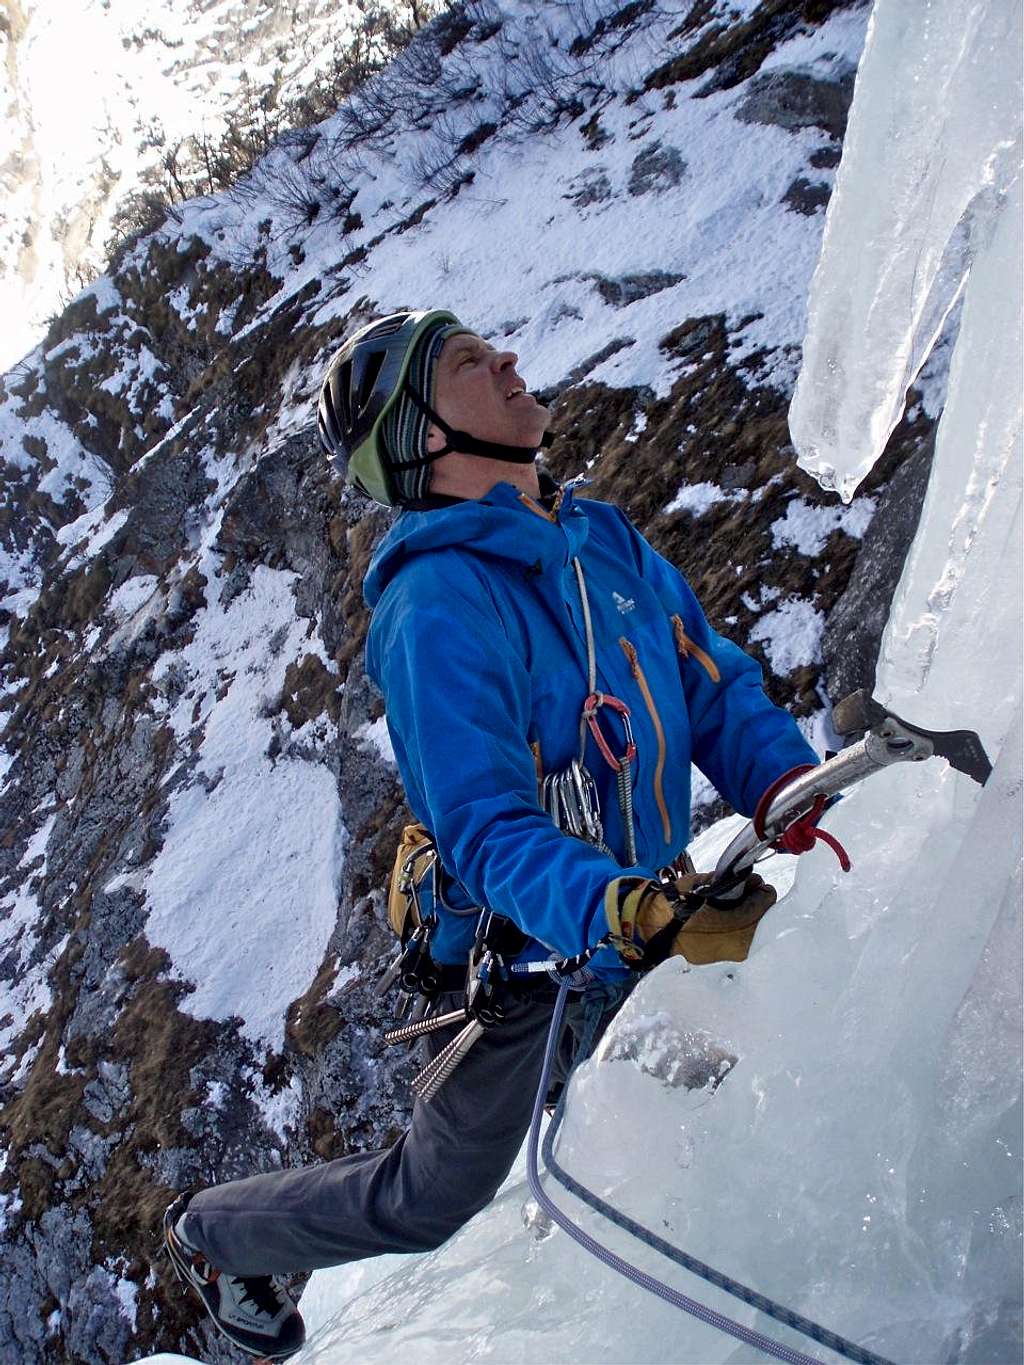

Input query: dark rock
[591,271,685,307]
[563,167,612,208]
[783,176,832,215]
[645,1,862,97]
[823,430,935,704]
[628,142,686,195]
[736,68,855,140]
[560,338,636,388]
[809,144,842,169]
[721,461,757,490]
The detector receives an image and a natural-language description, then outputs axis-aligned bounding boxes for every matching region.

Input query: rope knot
[754,768,851,872]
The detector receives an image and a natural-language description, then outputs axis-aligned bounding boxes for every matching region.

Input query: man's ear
[425,424,447,454]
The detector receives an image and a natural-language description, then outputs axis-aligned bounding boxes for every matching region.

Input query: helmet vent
[369,315,406,340]
[359,350,386,408]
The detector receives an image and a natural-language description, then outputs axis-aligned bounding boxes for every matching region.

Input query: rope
[753,768,852,872]
[617,763,638,866]
[573,557,598,766]
[528,980,896,1365]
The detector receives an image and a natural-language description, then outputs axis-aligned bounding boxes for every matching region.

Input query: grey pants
[182,981,631,1277]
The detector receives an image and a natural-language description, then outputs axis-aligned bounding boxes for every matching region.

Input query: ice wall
[788,0,1022,506]
[790,0,1022,745]
[783,0,1023,1356]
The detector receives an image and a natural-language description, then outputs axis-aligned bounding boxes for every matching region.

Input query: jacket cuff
[602,876,656,965]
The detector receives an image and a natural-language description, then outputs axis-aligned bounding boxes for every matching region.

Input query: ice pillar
[788,0,1022,747]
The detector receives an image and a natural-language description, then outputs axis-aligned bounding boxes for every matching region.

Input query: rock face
[822,426,936,701]
[0,2,934,1359]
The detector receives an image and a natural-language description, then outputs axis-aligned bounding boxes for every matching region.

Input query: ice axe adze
[708,689,993,897]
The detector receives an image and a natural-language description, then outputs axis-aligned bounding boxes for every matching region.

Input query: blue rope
[527,978,895,1365]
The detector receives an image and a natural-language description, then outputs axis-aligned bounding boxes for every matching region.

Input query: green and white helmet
[317,310,460,506]
[318,308,550,507]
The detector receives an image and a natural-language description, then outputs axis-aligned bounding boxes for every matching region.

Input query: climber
[161,309,820,1361]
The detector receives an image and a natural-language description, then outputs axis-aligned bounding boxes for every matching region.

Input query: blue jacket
[364,480,818,978]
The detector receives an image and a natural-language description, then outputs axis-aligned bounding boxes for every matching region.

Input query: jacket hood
[363,480,591,608]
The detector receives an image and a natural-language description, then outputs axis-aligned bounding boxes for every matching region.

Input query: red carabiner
[583,692,637,772]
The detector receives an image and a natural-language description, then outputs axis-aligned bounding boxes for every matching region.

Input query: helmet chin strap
[390,384,553,470]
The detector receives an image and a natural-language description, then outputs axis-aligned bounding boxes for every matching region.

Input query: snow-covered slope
[0,0,433,371]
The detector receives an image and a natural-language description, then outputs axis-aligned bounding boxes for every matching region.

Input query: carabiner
[582,691,637,772]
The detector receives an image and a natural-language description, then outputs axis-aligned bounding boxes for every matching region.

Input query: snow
[0,0,391,369]
[354,717,395,766]
[0,807,65,1068]
[134,1357,202,1364]
[770,496,876,557]
[749,598,825,675]
[106,573,159,623]
[144,564,347,1053]
[664,481,744,517]
[111,1267,139,1329]
[333,962,362,992]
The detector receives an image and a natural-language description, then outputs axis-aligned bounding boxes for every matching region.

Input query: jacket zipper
[618,636,672,845]
[518,492,557,523]
[671,614,721,682]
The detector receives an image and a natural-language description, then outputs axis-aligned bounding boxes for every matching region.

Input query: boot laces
[231,1274,288,1319]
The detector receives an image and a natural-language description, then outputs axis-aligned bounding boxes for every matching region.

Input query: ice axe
[707,689,993,897]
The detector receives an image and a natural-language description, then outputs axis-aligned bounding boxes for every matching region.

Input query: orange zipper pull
[672,615,720,683]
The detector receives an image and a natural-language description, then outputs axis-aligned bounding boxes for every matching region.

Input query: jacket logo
[613,591,636,615]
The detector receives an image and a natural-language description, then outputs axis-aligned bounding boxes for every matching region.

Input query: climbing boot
[162,1191,305,1361]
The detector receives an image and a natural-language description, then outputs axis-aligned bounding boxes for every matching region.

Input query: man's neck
[428,452,541,501]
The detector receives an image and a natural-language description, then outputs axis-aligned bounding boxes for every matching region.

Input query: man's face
[429,333,549,450]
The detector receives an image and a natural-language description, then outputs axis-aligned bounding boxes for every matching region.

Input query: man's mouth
[505,382,528,401]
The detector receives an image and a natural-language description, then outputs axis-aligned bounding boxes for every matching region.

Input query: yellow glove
[666,872,777,965]
[605,873,777,969]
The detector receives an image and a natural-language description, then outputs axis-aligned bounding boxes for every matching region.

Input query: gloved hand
[603,872,777,970]
[662,872,777,965]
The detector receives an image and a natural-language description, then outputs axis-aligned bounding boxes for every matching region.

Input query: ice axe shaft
[709,690,992,893]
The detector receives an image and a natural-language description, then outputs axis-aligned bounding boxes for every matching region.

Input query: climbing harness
[382,910,544,1102]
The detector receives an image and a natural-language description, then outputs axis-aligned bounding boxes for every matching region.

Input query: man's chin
[522,397,550,445]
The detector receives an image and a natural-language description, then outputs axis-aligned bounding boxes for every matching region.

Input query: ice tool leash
[525,694,993,1365]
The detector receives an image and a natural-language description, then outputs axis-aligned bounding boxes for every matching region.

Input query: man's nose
[491,350,518,372]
